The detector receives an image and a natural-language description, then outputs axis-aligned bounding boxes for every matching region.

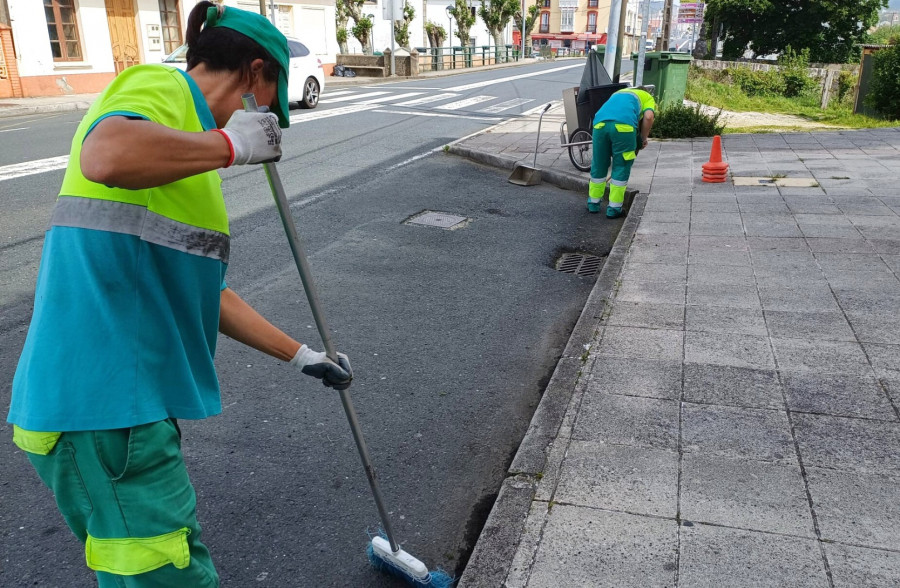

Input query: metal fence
[414,45,529,73]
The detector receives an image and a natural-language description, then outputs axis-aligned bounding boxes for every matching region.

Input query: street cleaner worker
[6,3,351,586]
[587,86,656,218]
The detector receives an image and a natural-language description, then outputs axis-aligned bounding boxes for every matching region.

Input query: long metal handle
[242,94,401,553]
[533,103,551,168]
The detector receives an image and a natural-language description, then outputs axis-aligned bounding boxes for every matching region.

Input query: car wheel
[301,77,320,109]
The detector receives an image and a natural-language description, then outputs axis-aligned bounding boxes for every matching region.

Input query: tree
[335,0,352,54]
[424,21,447,48]
[513,1,540,56]
[479,0,519,59]
[336,0,372,55]
[865,42,900,119]
[449,0,476,47]
[394,2,416,49]
[704,0,888,63]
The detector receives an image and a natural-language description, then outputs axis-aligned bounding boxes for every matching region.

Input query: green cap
[205,5,290,128]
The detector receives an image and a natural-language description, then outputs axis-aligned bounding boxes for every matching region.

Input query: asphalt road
[0,60,624,586]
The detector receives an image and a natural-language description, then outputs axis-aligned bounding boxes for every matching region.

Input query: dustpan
[509,104,551,186]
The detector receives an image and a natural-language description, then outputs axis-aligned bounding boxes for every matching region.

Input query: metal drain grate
[404,210,470,230]
[556,252,604,277]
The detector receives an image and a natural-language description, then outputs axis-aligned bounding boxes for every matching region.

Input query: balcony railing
[586,25,597,33]
[588,0,598,6]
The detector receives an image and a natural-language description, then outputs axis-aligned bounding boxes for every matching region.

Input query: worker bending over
[588,87,656,218]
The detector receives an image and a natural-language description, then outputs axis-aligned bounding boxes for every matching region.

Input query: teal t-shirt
[8,66,229,432]
[593,88,656,127]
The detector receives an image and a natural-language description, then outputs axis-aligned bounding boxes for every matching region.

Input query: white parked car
[162,37,324,109]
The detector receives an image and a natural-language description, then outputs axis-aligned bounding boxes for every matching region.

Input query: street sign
[677,2,705,24]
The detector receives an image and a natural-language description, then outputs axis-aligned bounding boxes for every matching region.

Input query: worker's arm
[80,110,281,190]
[639,110,655,150]
[218,287,352,389]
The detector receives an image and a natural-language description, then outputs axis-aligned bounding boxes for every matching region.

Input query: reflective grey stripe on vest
[51,196,229,263]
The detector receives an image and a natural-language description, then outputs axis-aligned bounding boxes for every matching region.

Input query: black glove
[289,345,353,391]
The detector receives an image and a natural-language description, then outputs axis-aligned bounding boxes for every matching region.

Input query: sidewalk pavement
[450,110,900,586]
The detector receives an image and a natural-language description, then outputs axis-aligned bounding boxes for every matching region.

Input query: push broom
[243,95,453,588]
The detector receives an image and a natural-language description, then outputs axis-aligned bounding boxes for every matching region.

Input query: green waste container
[631,51,692,109]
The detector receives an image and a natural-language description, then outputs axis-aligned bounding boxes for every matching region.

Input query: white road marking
[318,89,355,99]
[0,127,28,133]
[445,63,583,92]
[355,92,424,104]
[435,95,496,110]
[372,109,501,122]
[479,98,535,113]
[0,155,69,182]
[319,91,390,103]
[395,93,459,106]
[289,103,377,124]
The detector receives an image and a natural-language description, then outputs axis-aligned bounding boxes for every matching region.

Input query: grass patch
[686,74,898,130]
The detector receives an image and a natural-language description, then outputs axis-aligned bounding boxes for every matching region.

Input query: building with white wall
[0,0,511,99]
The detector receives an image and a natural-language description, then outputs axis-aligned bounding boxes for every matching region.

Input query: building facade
[529,0,641,54]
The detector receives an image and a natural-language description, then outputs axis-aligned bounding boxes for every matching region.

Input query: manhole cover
[404,210,470,230]
[556,252,604,277]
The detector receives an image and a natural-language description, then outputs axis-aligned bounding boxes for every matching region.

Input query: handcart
[559,48,628,172]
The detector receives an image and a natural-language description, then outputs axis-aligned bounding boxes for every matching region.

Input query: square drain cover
[405,210,470,230]
[556,252,603,277]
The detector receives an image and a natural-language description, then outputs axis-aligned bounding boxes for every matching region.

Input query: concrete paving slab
[554,442,678,517]
[683,364,784,410]
[793,413,900,473]
[586,357,682,400]
[826,542,900,587]
[687,264,756,286]
[616,279,687,305]
[771,337,870,374]
[758,285,841,312]
[682,403,795,463]
[603,301,685,330]
[526,506,677,588]
[681,454,815,536]
[684,331,775,369]
[686,284,763,310]
[764,310,856,342]
[679,525,828,588]
[597,326,684,361]
[620,262,687,283]
[782,372,897,421]
[806,467,900,550]
[573,393,679,450]
[685,305,767,336]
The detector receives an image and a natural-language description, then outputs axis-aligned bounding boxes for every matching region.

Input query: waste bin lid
[660,52,693,61]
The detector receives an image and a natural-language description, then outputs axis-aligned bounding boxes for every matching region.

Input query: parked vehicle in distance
[162,38,324,109]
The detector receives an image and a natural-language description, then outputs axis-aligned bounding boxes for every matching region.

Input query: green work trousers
[589,121,638,208]
[24,419,219,587]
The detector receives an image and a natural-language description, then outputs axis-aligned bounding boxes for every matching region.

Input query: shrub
[728,66,785,97]
[651,103,725,138]
[865,44,900,120]
[777,47,817,98]
[837,70,856,105]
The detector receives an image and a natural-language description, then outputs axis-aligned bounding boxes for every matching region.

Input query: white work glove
[219,110,282,166]
[290,345,353,391]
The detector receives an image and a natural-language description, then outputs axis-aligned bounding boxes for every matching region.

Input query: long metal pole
[242,93,401,554]
[390,1,397,76]
[612,0,629,82]
[521,0,526,59]
[603,0,622,79]
[634,0,651,86]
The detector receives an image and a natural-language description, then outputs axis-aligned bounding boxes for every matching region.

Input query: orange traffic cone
[701,135,729,183]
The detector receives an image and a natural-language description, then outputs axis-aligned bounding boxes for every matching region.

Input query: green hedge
[651,103,725,139]
[865,43,900,120]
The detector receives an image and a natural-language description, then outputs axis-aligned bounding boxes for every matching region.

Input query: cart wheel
[568,128,592,172]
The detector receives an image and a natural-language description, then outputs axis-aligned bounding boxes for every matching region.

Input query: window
[540,11,549,33]
[158,0,182,55]
[560,10,574,32]
[288,40,309,57]
[588,0,598,6]
[542,0,550,7]
[44,0,82,61]
[587,12,597,33]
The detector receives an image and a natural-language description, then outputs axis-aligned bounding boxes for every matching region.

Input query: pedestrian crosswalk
[305,86,536,120]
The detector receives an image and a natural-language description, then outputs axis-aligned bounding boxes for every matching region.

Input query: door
[106,0,140,74]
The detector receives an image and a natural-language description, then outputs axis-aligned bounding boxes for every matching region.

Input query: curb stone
[457,190,647,587]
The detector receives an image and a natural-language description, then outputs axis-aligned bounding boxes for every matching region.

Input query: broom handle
[242,94,401,554]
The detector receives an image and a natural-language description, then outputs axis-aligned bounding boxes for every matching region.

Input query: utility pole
[612,0,629,81]
[521,0,526,59]
[656,0,673,51]
[634,0,651,86]
[603,0,623,80]
[258,0,266,18]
